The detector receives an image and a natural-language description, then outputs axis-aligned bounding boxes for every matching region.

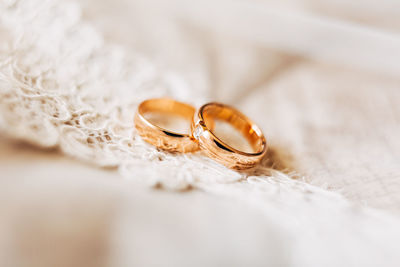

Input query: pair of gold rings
[134,98,267,170]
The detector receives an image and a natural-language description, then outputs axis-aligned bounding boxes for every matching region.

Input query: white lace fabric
[2,1,400,265]
[0,0,250,190]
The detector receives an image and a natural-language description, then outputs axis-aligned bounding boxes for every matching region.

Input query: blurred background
[1,0,400,266]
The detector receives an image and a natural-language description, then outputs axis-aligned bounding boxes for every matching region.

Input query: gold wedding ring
[134,98,199,153]
[192,102,267,170]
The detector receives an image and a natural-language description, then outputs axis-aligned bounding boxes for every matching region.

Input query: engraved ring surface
[192,102,267,170]
[134,98,199,153]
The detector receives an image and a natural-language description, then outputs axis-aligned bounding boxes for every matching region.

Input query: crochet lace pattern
[0,0,280,190]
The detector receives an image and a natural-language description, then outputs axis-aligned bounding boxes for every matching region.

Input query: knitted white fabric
[1,1,400,265]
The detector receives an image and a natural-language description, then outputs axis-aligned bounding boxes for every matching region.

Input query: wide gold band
[134,98,199,153]
[192,102,267,170]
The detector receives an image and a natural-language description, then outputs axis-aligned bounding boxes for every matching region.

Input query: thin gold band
[134,98,199,153]
[192,102,267,170]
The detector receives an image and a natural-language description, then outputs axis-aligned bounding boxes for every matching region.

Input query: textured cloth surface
[1,0,400,266]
